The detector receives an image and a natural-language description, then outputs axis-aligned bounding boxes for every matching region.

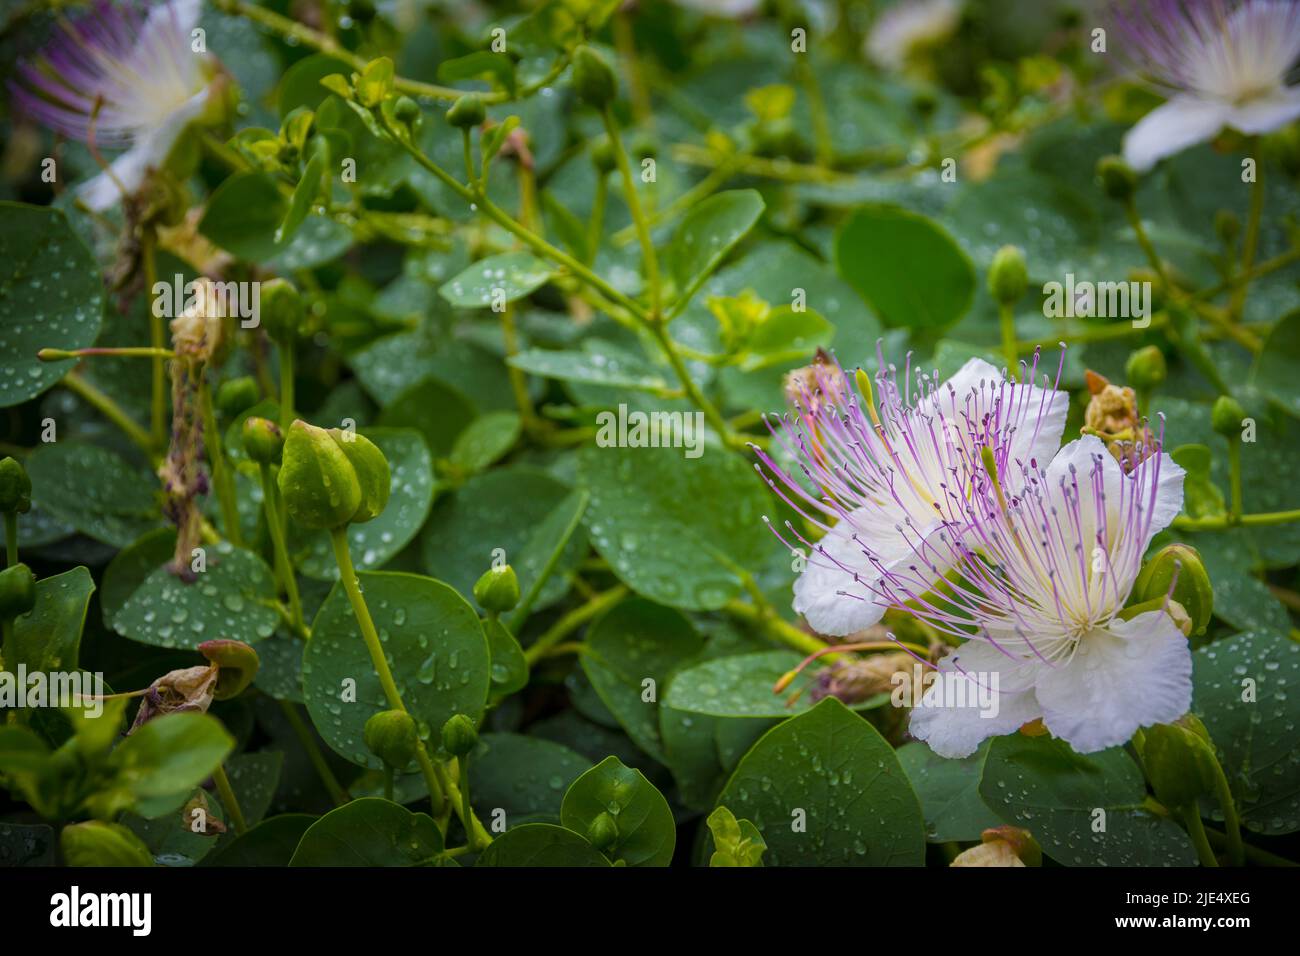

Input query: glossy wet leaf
[26,442,162,548]
[289,798,444,866]
[1250,309,1300,417]
[204,814,315,867]
[112,713,235,819]
[508,341,670,391]
[560,756,676,866]
[897,740,1001,843]
[375,376,478,456]
[484,618,528,702]
[449,411,522,474]
[468,732,593,826]
[665,650,829,717]
[475,823,610,867]
[670,189,765,302]
[439,252,555,308]
[11,566,94,674]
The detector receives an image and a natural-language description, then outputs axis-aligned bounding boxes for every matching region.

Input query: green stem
[279,344,295,433]
[586,174,608,265]
[455,755,481,850]
[199,378,243,547]
[1173,508,1300,531]
[38,347,174,361]
[329,527,447,819]
[277,698,349,807]
[723,597,831,659]
[507,490,589,632]
[1230,147,1264,322]
[212,764,247,835]
[1204,826,1297,867]
[647,323,737,448]
[62,373,155,461]
[259,464,304,634]
[611,155,735,246]
[524,587,628,667]
[142,229,166,452]
[4,512,16,567]
[601,107,661,319]
[998,303,1017,372]
[1226,440,1243,520]
[383,765,394,803]
[1209,750,1245,866]
[1182,804,1219,867]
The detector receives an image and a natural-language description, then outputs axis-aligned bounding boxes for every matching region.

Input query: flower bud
[441,713,478,757]
[1210,394,1247,438]
[987,245,1028,306]
[216,376,260,419]
[1140,715,1219,809]
[950,826,1041,867]
[198,639,261,700]
[0,563,36,620]
[571,45,616,108]
[278,420,364,530]
[242,416,285,466]
[587,811,619,851]
[445,93,486,129]
[355,56,394,108]
[364,709,418,769]
[329,429,391,524]
[260,278,304,345]
[394,95,421,128]
[1097,154,1137,201]
[1125,345,1166,391]
[0,456,32,514]
[1131,543,1213,637]
[61,821,154,867]
[473,564,520,614]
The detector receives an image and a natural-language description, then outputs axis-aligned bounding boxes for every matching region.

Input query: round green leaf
[198,172,288,261]
[27,442,162,547]
[111,712,235,819]
[11,567,94,674]
[375,376,478,456]
[468,732,593,826]
[439,252,555,308]
[450,411,522,474]
[289,798,444,866]
[204,814,315,867]
[303,571,490,768]
[897,740,1001,843]
[0,202,104,407]
[665,650,851,718]
[670,189,765,301]
[1250,308,1300,417]
[717,697,926,866]
[475,822,610,867]
[560,756,676,866]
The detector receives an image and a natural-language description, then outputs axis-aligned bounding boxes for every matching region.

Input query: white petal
[1122,96,1232,172]
[792,509,896,636]
[1035,610,1192,754]
[1226,86,1300,135]
[907,640,1044,759]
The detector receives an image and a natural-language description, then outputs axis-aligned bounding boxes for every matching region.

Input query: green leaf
[437,50,516,94]
[484,618,528,702]
[581,598,704,761]
[375,377,478,456]
[508,341,670,391]
[199,172,288,261]
[560,756,676,866]
[835,205,975,330]
[204,814,315,867]
[979,734,1197,865]
[450,411,522,474]
[1250,308,1300,417]
[279,54,351,115]
[0,822,56,866]
[113,542,280,649]
[577,443,771,610]
[737,306,834,371]
[1193,630,1300,834]
[475,822,610,867]
[289,798,445,866]
[670,189,765,305]
[215,752,284,830]
[421,466,587,612]
[468,732,593,826]
[277,137,329,245]
[0,202,104,408]
[1187,530,1290,634]
[27,442,162,547]
[303,572,490,769]
[289,428,436,579]
[659,706,774,811]
[439,252,555,308]
[706,806,766,866]
[100,529,176,629]
[664,650,848,718]
[897,740,1002,843]
[718,698,926,866]
[11,566,94,674]
[1171,445,1226,520]
[111,713,235,819]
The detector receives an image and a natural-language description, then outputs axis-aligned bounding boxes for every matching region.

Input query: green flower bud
[260,278,305,345]
[1214,209,1240,247]
[571,45,616,108]
[216,376,260,419]
[631,133,657,161]
[987,245,1028,306]
[587,811,618,851]
[0,456,32,514]
[394,96,421,127]
[364,709,418,769]
[445,93,486,129]
[329,429,391,524]
[473,564,520,614]
[61,821,155,867]
[1140,715,1219,809]
[0,563,36,620]
[441,713,478,757]
[590,136,617,174]
[1211,394,1247,438]
[1131,543,1213,637]
[1097,154,1137,201]
[198,639,261,700]
[1125,345,1167,391]
[242,416,285,466]
[278,420,363,530]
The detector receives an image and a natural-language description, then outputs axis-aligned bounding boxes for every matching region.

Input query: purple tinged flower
[1114,0,1300,171]
[905,432,1189,758]
[10,0,217,210]
[754,350,1068,638]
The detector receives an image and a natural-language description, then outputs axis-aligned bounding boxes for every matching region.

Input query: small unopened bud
[987,245,1028,306]
[1125,345,1166,392]
[571,45,616,108]
[0,456,32,514]
[473,565,520,614]
[393,96,421,127]
[1210,395,1247,438]
[951,826,1041,867]
[445,94,486,129]
[278,420,390,530]
[587,811,619,851]
[60,821,154,867]
[441,713,478,757]
[1214,209,1240,247]
[1131,543,1213,637]
[1140,715,1219,809]
[216,377,260,419]
[0,563,36,620]
[260,278,305,345]
[1097,154,1137,201]
[364,709,418,769]
[242,416,284,465]
[198,639,261,699]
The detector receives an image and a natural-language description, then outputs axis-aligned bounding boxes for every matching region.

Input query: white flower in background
[755,351,1068,637]
[10,0,221,210]
[1115,0,1300,171]
[673,0,763,18]
[866,0,963,71]
[907,434,1189,758]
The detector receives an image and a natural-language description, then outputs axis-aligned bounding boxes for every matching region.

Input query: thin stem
[507,490,589,632]
[499,305,536,435]
[648,323,736,447]
[1172,508,1300,531]
[1230,148,1264,321]
[198,378,242,547]
[259,463,304,633]
[277,698,349,807]
[1182,804,1219,867]
[1204,826,1297,867]
[141,229,166,452]
[329,527,447,818]
[62,372,155,460]
[611,155,736,246]
[1209,751,1245,867]
[455,754,481,850]
[998,303,1017,372]
[38,347,174,361]
[723,597,836,659]
[211,764,247,835]
[586,174,608,265]
[1226,440,1243,520]
[279,344,295,433]
[602,107,661,318]
[524,586,628,667]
